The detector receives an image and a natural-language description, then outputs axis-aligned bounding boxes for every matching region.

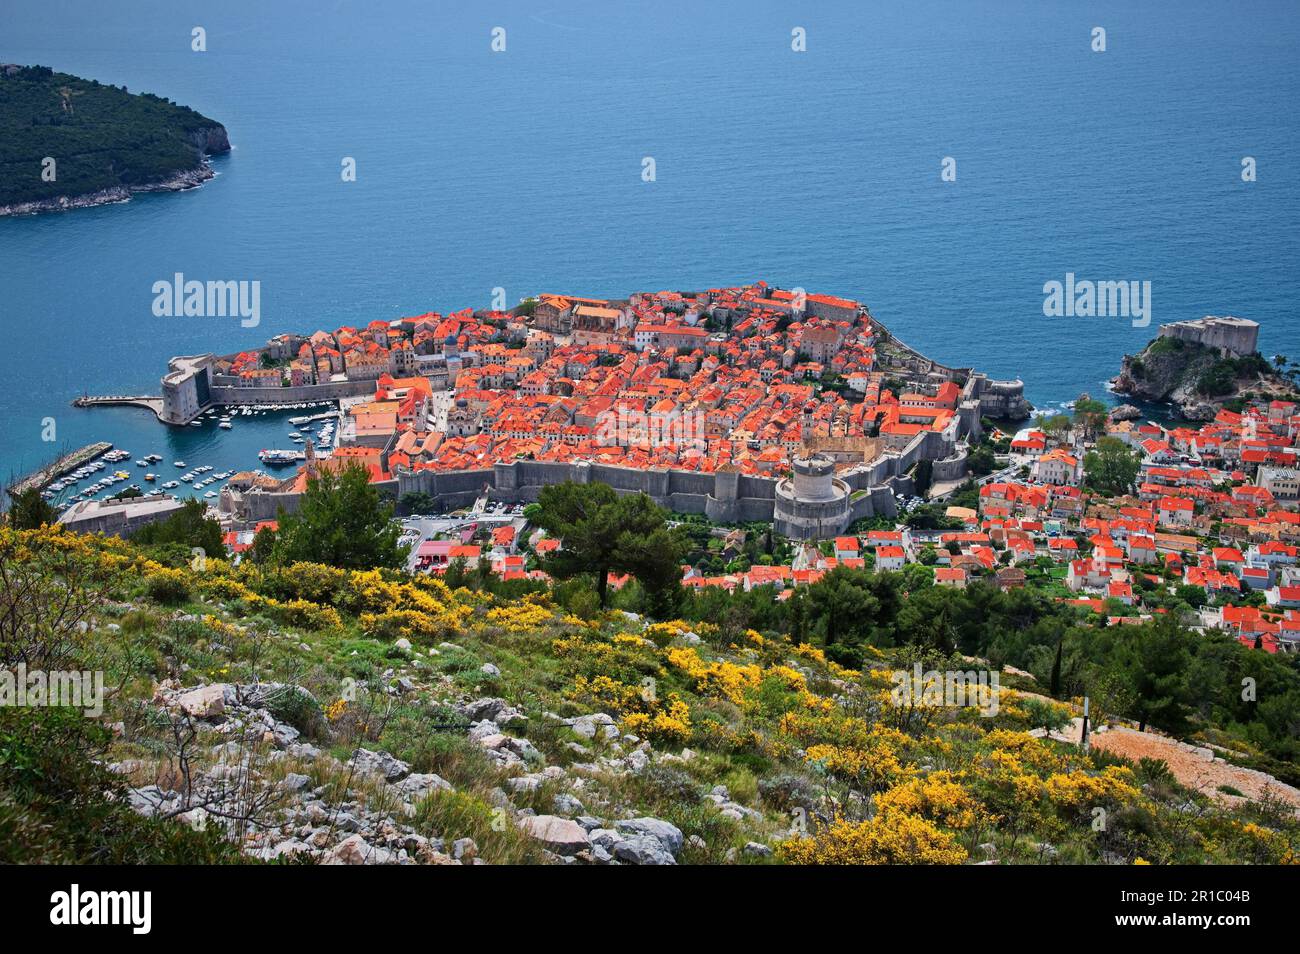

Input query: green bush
[266,685,325,739]
[0,707,247,864]
[144,570,191,605]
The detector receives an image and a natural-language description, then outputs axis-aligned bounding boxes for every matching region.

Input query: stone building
[773,454,852,540]
[446,397,482,437]
[57,495,187,537]
[160,354,216,424]
[1158,316,1259,357]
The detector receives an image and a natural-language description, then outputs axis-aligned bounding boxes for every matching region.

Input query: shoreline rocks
[0,160,221,218]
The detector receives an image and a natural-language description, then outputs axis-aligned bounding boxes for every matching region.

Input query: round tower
[773,453,852,540]
[792,454,836,500]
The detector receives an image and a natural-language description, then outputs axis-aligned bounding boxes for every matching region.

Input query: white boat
[204,491,218,498]
[174,461,185,467]
[219,421,232,430]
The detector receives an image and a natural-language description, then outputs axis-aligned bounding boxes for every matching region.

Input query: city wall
[232,430,955,535]
[208,378,375,406]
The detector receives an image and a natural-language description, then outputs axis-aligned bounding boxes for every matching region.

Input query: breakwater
[7,441,112,496]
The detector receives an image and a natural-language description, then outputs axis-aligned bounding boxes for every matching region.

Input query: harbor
[6,441,112,496]
[22,401,341,514]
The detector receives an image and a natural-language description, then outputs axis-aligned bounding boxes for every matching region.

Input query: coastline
[1109,319,1298,422]
[0,162,217,218]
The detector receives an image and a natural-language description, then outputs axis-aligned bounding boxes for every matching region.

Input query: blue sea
[2,0,1298,497]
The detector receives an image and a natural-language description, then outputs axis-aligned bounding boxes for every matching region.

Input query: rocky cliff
[187,122,232,157]
[1111,334,1294,420]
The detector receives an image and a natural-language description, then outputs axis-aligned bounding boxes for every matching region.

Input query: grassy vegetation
[1196,353,1273,397]
[2,524,1297,865]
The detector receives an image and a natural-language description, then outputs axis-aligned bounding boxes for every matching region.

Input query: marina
[6,441,112,496]
[15,403,343,513]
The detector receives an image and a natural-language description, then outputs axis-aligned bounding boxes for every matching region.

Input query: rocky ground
[113,662,775,865]
[20,530,1292,867]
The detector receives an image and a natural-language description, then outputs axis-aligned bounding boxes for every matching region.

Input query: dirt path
[1091,727,1300,811]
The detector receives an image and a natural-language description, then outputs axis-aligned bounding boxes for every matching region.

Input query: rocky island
[0,64,230,216]
[1111,316,1299,420]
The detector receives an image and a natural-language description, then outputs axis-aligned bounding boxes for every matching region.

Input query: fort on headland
[87,282,1032,540]
[1156,316,1259,358]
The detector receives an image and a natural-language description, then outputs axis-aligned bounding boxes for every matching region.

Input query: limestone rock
[325,834,398,865]
[517,815,590,855]
[392,773,452,801]
[567,712,619,740]
[350,747,411,782]
[616,817,684,856]
[176,684,227,718]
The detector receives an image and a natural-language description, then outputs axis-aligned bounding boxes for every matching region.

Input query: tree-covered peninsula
[0,64,230,215]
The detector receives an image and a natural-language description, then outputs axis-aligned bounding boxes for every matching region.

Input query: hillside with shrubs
[2,522,1297,865]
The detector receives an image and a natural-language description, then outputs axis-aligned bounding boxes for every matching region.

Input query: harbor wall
[7,441,113,496]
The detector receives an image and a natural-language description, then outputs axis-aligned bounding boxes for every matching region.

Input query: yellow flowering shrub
[644,620,693,646]
[410,573,457,604]
[268,598,342,631]
[982,729,1067,775]
[486,601,553,632]
[325,698,348,722]
[200,615,243,642]
[664,645,762,706]
[142,567,191,604]
[549,629,653,686]
[778,813,967,865]
[1042,767,1140,809]
[197,575,257,602]
[1230,822,1299,865]
[551,634,612,659]
[621,694,692,745]
[792,643,828,665]
[361,607,461,642]
[805,741,910,792]
[874,771,988,830]
[567,676,693,747]
[342,569,404,614]
[273,561,348,604]
[566,674,645,714]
